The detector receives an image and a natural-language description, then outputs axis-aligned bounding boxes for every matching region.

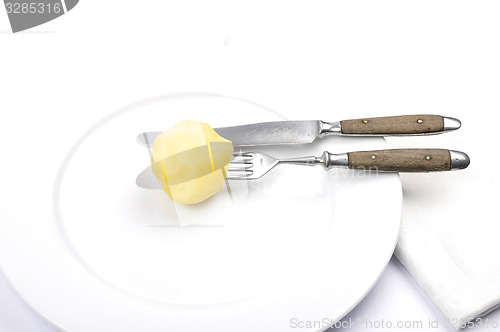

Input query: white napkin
[389,114,500,329]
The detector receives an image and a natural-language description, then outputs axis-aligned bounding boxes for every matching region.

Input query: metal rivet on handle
[371,155,377,160]
[425,155,432,160]
[362,120,369,124]
[417,119,424,124]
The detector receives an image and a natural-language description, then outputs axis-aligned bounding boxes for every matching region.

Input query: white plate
[0,93,402,332]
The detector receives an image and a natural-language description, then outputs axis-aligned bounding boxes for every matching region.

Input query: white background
[1,1,499,331]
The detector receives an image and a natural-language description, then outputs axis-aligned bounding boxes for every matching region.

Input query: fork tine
[231,154,253,166]
[231,157,252,163]
[228,151,283,180]
[232,152,253,158]
[231,160,252,166]
[227,151,274,180]
[227,160,254,179]
[226,169,253,180]
[227,152,255,180]
[228,164,253,171]
[226,175,253,180]
[226,174,250,180]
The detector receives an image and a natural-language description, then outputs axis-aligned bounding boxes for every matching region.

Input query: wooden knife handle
[346,149,469,172]
[340,115,458,135]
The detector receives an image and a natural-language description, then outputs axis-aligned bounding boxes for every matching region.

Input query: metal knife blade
[137,120,324,148]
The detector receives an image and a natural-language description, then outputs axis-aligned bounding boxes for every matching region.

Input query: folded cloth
[395,169,500,329]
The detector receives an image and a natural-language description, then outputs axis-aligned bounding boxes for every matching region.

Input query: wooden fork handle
[341,149,469,172]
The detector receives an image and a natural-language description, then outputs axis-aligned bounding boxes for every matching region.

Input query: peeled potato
[151,120,234,204]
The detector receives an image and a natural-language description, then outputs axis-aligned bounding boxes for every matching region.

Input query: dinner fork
[227,148,470,180]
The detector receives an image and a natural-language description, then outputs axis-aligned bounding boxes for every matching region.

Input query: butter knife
[137,114,461,147]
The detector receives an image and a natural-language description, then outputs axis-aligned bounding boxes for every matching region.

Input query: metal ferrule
[319,121,342,137]
[322,152,349,168]
[443,117,462,132]
[450,150,470,170]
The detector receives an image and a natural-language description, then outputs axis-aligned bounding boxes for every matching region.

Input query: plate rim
[0,92,403,332]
